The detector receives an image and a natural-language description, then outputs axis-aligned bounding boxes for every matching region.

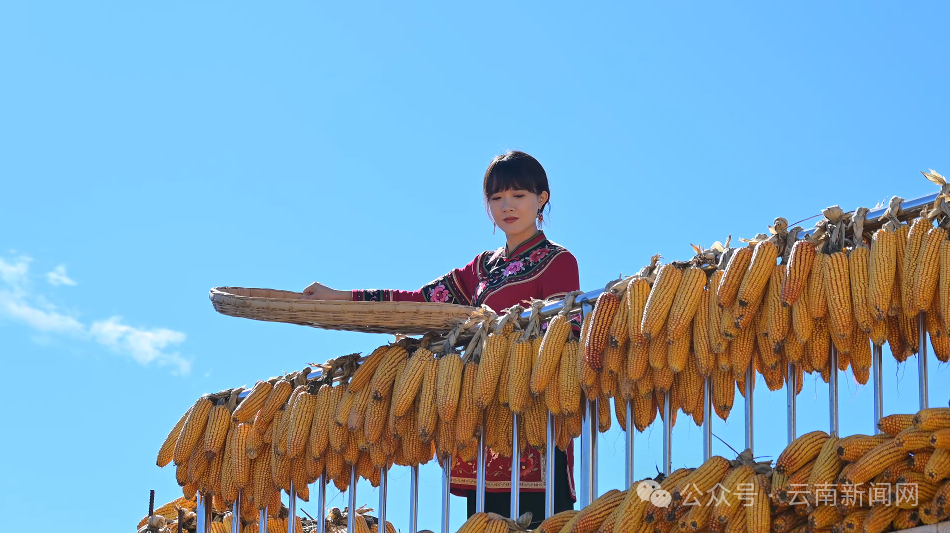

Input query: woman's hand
[300,282,350,300]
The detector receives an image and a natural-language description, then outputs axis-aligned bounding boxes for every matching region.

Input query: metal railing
[193,191,940,533]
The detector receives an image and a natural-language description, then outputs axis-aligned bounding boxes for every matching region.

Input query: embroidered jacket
[353,231,579,499]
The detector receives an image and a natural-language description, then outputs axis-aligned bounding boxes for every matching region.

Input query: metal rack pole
[744,366,754,453]
[787,363,797,445]
[590,397,599,498]
[347,466,357,533]
[259,508,268,533]
[702,377,713,460]
[873,344,884,434]
[441,462,451,533]
[829,346,839,437]
[579,392,592,508]
[287,481,297,533]
[317,477,327,533]
[196,492,211,533]
[545,411,556,518]
[919,313,929,409]
[625,399,635,486]
[511,413,521,519]
[379,469,388,533]
[410,464,420,533]
[232,491,243,533]
[662,393,672,476]
[476,413,487,512]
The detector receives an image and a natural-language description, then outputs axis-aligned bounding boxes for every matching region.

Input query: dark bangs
[482,150,550,200]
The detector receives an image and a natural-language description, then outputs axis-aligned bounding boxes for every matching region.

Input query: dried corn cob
[782,240,815,307]
[869,227,898,321]
[712,366,734,421]
[369,343,408,401]
[693,291,714,376]
[913,226,947,312]
[765,264,790,345]
[667,266,707,340]
[864,503,900,533]
[535,313,571,395]
[879,414,916,436]
[849,244,874,335]
[706,271,727,352]
[925,448,950,482]
[569,489,625,533]
[746,474,770,533]
[392,346,433,417]
[932,428,950,449]
[232,381,272,424]
[916,408,950,431]
[901,217,933,315]
[718,247,753,309]
[436,352,464,423]
[584,290,621,369]
[667,327,691,373]
[285,388,317,459]
[475,331,509,410]
[846,439,909,485]
[791,291,813,344]
[173,396,213,465]
[775,430,829,474]
[806,437,842,503]
[892,508,920,529]
[895,427,935,451]
[157,405,192,468]
[643,264,684,341]
[806,253,828,319]
[823,249,853,346]
[837,433,891,461]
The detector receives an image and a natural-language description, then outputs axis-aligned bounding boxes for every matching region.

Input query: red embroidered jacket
[353,231,579,499]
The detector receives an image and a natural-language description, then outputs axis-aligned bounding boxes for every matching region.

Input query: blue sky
[1,1,949,532]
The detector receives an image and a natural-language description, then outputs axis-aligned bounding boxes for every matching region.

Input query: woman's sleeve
[352,254,482,305]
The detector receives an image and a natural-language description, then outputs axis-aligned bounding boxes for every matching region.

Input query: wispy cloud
[0,255,190,374]
[46,265,77,286]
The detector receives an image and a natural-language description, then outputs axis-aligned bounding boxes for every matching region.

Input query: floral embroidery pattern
[503,260,524,277]
[428,284,450,303]
[529,247,551,263]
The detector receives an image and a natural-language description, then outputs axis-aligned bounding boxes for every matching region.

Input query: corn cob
[603,342,625,379]
[895,427,935,451]
[706,464,752,530]
[667,266,706,341]
[837,433,891,461]
[880,414,916,436]
[916,408,950,431]
[369,343,408,401]
[782,240,816,307]
[391,347,433,417]
[770,512,804,533]
[284,388,318,459]
[476,331,510,410]
[706,271,727,352]
[774,458,814,504]
[206,404,235,462]
[157,405,192,468]
[718,247,753,309]
[805,253,828,319]
[925,448,950,482]
[585,290,622,369]
[765,264,790,345]
[719,302,739,341]
[895,471,940,508]
[454,361,481,446]
[910,450,933,474]
[869,227,898,321]
[806,436,842,503]
[841,510,873,533]
[927,306,950,363]
[553,338,581,416]
[775,430,829,474]
[941,241,950,334]
[627,277,652,342]
[457,512,490,533]
[808,505,842,530]
[845,439,909,485]
[862,503,899,533]
[258,380,292,425]
[308,384,339,460]
[436,352,464,423]
[632,392,656,432]
[932,428,950,449]
[672,455,731,503]
[822,250,854,347]
[807,317,831,373]
[735,240,778,324]
[712,366,734,421]
[535,314,571,395]
[173,396,214,465]
[643,264,684,341]
[851,333,872,378]
[901,217,932,315]
[346,379,373,433]
[912,226,947,312]
[849,245,874,335]
[667,327,691,373]
[892,508,920,529]
[569,489,625,533]
[654,364,674,394]
[231,381,272,424]
[413,357,439,442]
[730,321,755,378]
[693,291,714,376]
[919,478,950,524]
[723,508,746,533]
[610,289,630,347]
[537,511,578,533]
[346,345,389,392]
[599,367,617,399]
[791,290,813,344]
[745,474,770,533]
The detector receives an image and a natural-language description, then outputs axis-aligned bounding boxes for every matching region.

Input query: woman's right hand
[300,281,350,300]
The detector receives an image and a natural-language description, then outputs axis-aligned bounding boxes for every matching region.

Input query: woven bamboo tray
[209,287,479,335]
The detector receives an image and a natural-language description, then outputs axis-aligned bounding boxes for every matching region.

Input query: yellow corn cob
[436,352,464,423]
[537,510,578,533]
[791,289,813,344]
[347,344,389,392]
[643,264,684,341]
[557,338,581,416]
[941,241,950,334]
[902,217,933,315]
[627,277,652,342]
[895,427,935,451]
[808,506,842,530]
[346,379,373,433]
[895,471,940,507]
[369,344,408,402]
[869,227,898,321]
[706,271,727,352]
[203,404,231,461]
[774,459,815,504]
[916,408,950,431]
[392,347,433,417]
[849,245,874,335]
[845,440,909,485]
[712,366,734,421]
[602,342,624,378]
[931,428,950,449]
[823,250,854,346]
[454,361,481,445]
[569,489,625,533]
[693,290,714,376]
[919,479,950,524]
[535,313,572,395]
[807,317,830,373]
[913,226,947,312]
[745,474,770,533]
[837,433,891,461]
[416,357,439,441]
[308,384,339,460]
[924,448,950,482]
[232,381,272,424]
[258,380,292,425]
[667,327,691,373]
[285,389,317,459]
[672,455,731,503]
[654,364,674,394]
[805,253,828,319]
[475,331,509,409]
[632,392,656,432]
[927,306,950,363]
[157,405,192,468]
[851,332,872,376]
[730,321,755,378]
[736,240,778,322]
[765,264,789,345]
[782,240,816,307]
[879,414,916,436]
[334,389,356,429]
[806,436,842,503]
[667,266,707,340]
[718,247,753,309]
[585,290,622,369]
[863,503,900,533]
[510,337,534,412]
[909,451,932,475]
[457,513,490,533]
[173,396,214,465]
[543,358,563,414]
[892,508,920,529]
[610,290,630,348]
[719,302,739,341]
[775,430,829,474]
[230,423,251,488]
[770,512,804,533]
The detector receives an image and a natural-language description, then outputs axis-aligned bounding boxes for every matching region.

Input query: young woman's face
[488,188,549,237]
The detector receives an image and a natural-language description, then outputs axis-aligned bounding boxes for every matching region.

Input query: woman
[302,150,579,523]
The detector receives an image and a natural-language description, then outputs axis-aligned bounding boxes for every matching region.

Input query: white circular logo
[637,480,661,501]
[650,489,672,508]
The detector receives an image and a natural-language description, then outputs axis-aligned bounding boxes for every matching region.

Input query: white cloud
[46,265,77,286]
[0,254,189,375]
